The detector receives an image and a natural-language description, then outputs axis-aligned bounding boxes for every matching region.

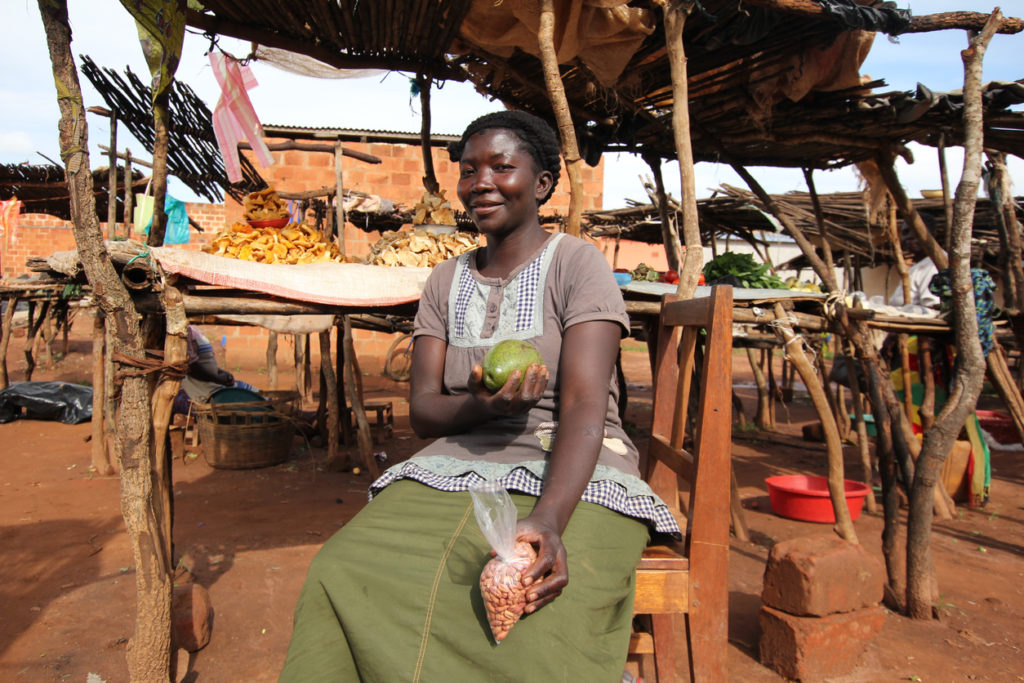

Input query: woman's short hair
[447,110,562,204]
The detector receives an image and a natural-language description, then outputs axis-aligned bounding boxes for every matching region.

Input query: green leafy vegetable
[702,252,786,289]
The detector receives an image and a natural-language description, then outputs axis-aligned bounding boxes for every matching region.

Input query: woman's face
[456,128,553,237]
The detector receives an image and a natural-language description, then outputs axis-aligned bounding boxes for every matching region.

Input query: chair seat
[638,543,689,570]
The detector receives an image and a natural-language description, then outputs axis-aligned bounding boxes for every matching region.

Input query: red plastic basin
[976,409,1020,444]
[765,475,871,523]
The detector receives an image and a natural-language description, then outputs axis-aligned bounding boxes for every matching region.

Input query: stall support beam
[664,1,703,296]
[537,0,583,236]
[0,295,17,389]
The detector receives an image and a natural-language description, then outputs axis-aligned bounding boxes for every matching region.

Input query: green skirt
[280,480,648,683]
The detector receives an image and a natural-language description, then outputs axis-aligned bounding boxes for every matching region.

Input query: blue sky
[1,1,1021,208]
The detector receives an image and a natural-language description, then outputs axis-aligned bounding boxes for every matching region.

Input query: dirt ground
[1,314,1023,682]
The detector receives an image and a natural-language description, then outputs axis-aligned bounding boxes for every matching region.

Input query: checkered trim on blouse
[452,264,476,338]
[514,249,546,332]
[370,462,681,538]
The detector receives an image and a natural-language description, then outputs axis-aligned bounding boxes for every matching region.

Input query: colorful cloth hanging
[209,52,275,183]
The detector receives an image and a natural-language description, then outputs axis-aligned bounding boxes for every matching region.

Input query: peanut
[479,541,536,643]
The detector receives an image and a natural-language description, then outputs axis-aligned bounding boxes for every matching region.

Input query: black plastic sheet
[0,381,93,425]
[819,0,912,35]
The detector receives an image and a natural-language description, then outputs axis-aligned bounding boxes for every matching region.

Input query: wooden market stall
[26,0,1024,679]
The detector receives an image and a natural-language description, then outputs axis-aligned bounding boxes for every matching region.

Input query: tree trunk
[664,2,704,296]
[38,2,172,679]
[905,12,1000,619]
[537,0,583,236]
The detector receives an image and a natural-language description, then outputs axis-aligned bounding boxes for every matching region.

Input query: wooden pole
[417,74,439,195]
[876,149,949,270]
[147,89,171,247]
[644,154,682,272]
[342,316,377,476]
[843,347,877,514]
[803,168,835,273]
[90,309,114,475]
[24,301,49,381]
[334,142,347,255]
[294,333,307,400]
[937,134,954,253]
[537,0,583,236]
[266,330,278,390]
[746,347,773,431]
[151,283,188,577]
[124,147,133,236]
[773,304,858,543]
[664,1,703,297]
[318,330,342,469]
[107,108,118,240]
[0,295,16,389]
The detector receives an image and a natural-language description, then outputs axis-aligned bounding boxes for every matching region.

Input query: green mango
[481,340,544,392]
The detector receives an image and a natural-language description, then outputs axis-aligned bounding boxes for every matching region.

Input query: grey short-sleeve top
[370,232,679,536]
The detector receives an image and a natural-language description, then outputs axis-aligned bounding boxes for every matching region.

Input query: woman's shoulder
[550,233,604,260]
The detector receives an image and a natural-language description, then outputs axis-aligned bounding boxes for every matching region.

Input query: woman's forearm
[528,399,606,533]
[409,391,496,438]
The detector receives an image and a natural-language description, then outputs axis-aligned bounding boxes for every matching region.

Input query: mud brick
[762,534,884,616]
[172,582,213,652]
[759,604,886,681]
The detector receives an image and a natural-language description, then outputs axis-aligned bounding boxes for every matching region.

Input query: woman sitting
[280,111,678,682]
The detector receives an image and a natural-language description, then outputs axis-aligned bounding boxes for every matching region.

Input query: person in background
[171,325,259,415]
[889,221,939,308]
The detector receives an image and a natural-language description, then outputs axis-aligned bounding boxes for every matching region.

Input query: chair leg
[651,614,687,683]
[686,603,728,682]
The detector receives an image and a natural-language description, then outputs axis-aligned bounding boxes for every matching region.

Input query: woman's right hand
[468,362,548,417]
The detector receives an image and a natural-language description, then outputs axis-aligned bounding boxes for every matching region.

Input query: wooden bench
[628,286,733,682]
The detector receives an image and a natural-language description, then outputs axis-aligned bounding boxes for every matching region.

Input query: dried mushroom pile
[203,187,350,264]
[243,187,289,221]
[364,228,478,268]
[204,222,349,264]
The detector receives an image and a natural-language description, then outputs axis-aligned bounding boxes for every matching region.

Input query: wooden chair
[628,286,733,682]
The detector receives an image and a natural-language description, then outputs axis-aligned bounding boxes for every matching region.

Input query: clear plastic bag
[470,481,536,643]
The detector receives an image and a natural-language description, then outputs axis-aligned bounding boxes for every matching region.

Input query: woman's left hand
[515,514,568,613]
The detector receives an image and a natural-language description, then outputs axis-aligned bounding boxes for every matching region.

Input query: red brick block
[759,604,885,681]
[762,534,884,617]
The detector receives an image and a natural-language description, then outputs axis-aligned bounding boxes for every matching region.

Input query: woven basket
[194,391,299,469]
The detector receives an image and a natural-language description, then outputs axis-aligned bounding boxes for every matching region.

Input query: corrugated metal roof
[262,125,460,147]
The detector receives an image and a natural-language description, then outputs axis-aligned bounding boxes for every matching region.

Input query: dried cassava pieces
[364,228,478,268]
[480,541,537,643]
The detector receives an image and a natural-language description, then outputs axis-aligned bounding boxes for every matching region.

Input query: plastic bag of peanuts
[470,481,537,644]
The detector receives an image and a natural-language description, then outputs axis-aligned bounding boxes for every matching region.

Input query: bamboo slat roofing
[582,185,1024,266]
[80,56,266,203]
[184,1,1024,171]
[0,163,145,221]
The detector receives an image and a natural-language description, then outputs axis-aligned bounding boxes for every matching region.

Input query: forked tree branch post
[663,1,704,297]
[537,0,583,237]
[37,1,173,678]
[905,10,1002,620]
